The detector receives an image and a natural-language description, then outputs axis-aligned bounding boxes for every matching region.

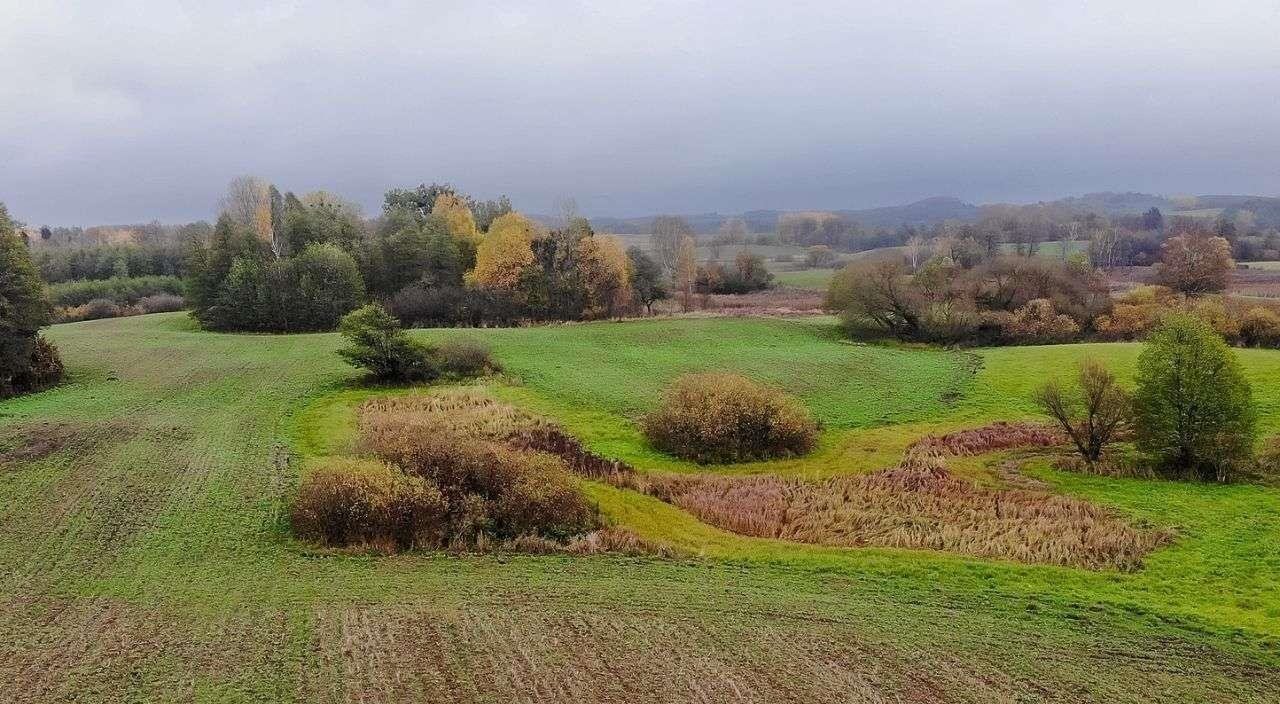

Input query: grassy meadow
[2,312,1279,701]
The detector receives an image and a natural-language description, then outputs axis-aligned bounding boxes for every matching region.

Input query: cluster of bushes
[1094,285,1280,347]
[641,373,819,463]
[696,252,773,294]
[292,390,600,550]
[46,275,187,322]
[1,204,63,398]
[48,274,185,308]
[827,255,1110,345]
[336,304,498,383]
[55,294,186,324]
[1038,316,1260,483]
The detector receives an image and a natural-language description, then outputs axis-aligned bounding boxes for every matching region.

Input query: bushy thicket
[291,390,600,550]
[1095,285,1280,348]
[54,292,187,324]
[827,255,1109,345]
[49,275,185,307]
[1,204,63,398]
[641,373,819,463]
[696,252,773,294]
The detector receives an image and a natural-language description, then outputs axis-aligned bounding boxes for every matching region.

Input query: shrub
[437,338,498,377]
[641,373,819,463]
[1133,315,1256,481]
[996,299,1080,344]
[337,304,439,382]
[1035,359,1130,465]
[359,418,598,542]
[290,458,446,550]
[48,275,185,307]
[1239,307,1280,347]
[71,298,124,321]
[1249,436,1280,485]
[5,336,64,397]
[138,293,186,314]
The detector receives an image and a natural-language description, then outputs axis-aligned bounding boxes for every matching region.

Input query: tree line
[186,178,683,332]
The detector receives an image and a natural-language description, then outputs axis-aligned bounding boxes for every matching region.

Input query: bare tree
[218,175,274,246]
[675,235,698,311]
[719,217,748,244]
[904,235,926,271]
[652,215,693,275]
[1035,358,1131,466]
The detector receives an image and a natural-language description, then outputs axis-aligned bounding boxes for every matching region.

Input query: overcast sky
[2,1,1279,226]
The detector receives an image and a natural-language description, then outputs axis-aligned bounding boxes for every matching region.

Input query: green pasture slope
[2,312,1279,701]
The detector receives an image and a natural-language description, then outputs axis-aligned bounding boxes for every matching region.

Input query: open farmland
[2,313,1279,702]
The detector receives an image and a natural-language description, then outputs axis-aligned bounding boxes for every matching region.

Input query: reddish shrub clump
[907,422,1063,457]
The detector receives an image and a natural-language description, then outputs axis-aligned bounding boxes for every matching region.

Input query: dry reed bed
[360,392,1170,569]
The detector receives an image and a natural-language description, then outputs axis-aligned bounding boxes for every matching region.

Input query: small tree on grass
[1133,314,1256,482]
[1035,358,1130,466]
[337,304,439,382]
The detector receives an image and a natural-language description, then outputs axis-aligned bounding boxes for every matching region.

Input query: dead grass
[906,421,1062,457]
[356,395,1164,569]
[648,459,1170,570]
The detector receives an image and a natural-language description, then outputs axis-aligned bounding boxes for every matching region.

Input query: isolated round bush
[641,373,818,464]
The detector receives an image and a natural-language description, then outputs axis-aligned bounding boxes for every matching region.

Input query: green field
[3,312,1279,701]
[773,267,836,289]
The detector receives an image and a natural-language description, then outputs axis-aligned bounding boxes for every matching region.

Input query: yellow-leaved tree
[432,194,479,245]
[433,193,481,268]
[467,212,536,290]
[577,235,631,318]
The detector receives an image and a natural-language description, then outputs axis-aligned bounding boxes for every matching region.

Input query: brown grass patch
[646,457,1169,570]
[0,421,112,467]
[352,393,1167,569]
[906,421,1062,457]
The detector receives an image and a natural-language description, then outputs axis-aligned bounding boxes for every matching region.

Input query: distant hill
[575,191,1279,235]
[835,196,979,229]
[582,197,979,235]
[1042,192,1176,216]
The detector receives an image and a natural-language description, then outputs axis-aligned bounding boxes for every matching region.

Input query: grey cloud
[2,0,1278,225]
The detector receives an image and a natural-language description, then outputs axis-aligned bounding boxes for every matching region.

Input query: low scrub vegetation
[292,390,621,551]
[652,455,1168,570]
[906,421,1061,456]
[641,373,819,463]
[48,274,185,308]
[597,429,1167,570]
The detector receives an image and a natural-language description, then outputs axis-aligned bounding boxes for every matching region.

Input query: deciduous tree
[1035,358,1130,465]
[469,212,536,291]
[1154,233,1233,294]
[1133,315,1256,481]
